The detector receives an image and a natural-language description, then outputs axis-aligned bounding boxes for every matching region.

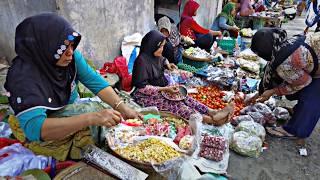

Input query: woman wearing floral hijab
[180,0,222,51]
[132,30,234,126]
[5,13,141,160]
[251,28,320,141]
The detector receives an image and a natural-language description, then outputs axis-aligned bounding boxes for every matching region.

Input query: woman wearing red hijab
[180,0,222,51]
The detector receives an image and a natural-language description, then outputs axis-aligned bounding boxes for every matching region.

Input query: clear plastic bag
[0,144,51,176]
[231,131,263,158]
[236,121,266,141]
[247,112,266,125]
[231,115,254,126]
[273,107,291,121]
[0,122,12,138]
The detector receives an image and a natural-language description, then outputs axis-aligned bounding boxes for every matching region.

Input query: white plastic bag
[231,131,262,158]
[236,121,266,141]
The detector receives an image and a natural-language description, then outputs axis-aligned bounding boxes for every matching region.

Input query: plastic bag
[231,131,262,158]
[247,112,266,125]
[236,121,266,141]
[0,122,12,138]
[273,107,291,121]
[231,115,254,126]
[0,144,51,176]
[241,103,276,125]
[265,97,277,110]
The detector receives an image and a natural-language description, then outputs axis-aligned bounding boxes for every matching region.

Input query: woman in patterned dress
[132,30,234,126]
[251,28,320,140]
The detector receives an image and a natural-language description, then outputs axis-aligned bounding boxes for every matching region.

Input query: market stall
[0,27,294,180]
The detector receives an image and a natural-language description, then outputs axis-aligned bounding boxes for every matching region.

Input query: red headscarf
[181,0,200,20]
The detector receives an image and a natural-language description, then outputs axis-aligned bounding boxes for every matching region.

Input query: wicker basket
[107,111,188,171]
[217,31,236,55]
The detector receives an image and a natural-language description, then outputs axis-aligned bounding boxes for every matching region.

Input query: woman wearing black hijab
[251,27,320,141]
[5,13,141,160]
[132,30,234,126]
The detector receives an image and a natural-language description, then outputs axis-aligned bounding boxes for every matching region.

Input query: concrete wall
[56,0,155,67]
[0,0,155,67]
[180,0,223,29]
[0,0,56,61]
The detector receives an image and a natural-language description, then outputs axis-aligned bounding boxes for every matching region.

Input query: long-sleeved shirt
[17,50,109,141]
[180,17,210,40]
[275,44,320,95]
[211,16,234,31]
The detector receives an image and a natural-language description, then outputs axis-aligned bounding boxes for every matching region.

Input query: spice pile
[115,138,181,164]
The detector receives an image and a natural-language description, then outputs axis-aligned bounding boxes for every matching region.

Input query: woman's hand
[209,30,222,37]
[167,63,177,71]
[116,102,143,120]
[93,109,122,127]
[159,86,179,94]
[256,89,275,103]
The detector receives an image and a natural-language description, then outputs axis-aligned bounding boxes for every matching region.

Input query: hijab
[5,13,81,115]
[218,2,236,26]
[181,0,200,20]
[251,28,310,94]
[132,30,168,88]
[158,16,172,34]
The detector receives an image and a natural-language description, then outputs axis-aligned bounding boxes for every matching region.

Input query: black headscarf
[5,13,81,115]
[251,28,313,94]
[132,30,168,88]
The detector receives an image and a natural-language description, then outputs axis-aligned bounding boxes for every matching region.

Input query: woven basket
[217,31,236,54]
[107,111,188,171]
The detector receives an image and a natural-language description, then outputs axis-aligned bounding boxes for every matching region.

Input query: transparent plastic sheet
[265,97,277,110]
[230,131,263,158]
[150,113,203,179]
[185,77,208,88]
[137,106,160,114]
[82,145,148,180]
[190,123,234,174]
[247,112,266,125]
[273,107,291,121]
[231,115,254,126]
[106,112,202,179]
[236,121,266,141]
[0,122,12,138]
[240,103,276,125]
[0,144,51,176]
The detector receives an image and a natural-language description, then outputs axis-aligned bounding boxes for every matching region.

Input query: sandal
[266,127,298,139]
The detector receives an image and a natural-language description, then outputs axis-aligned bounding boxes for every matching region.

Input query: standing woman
[5,13,141,160]
[211,2,240,38]
[179,0,222,51]
[251,28,320,141]
[240,0,255,16]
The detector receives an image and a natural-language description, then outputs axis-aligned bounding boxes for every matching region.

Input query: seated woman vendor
[180,0,222,51]
[132,30,234,126]
[240,0,255,16]
[5,13,141,161]
[211,2,240,38]
[158,16,182,65]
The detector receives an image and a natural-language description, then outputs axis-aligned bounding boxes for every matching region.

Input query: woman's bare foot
[202,115,214,124]
[207,102,235,126]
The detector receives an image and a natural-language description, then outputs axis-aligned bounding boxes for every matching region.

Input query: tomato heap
[189,86,244,117]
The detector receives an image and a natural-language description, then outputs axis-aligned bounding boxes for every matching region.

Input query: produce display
[240,28,254,37]
[199,135,226,162]
[231,131,262,158]
[188,86,244,117]
[115,138,181,164]
[184,47,213,60]
[106,113,193,165]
